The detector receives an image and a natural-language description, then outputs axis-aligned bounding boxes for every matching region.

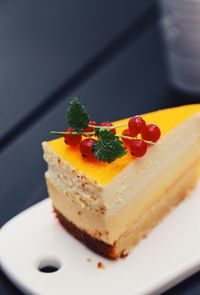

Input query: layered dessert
[42,100,200,259]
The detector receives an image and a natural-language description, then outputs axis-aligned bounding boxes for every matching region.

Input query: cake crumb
[87,258,92,262]
[77,211,82,215]
[97,262,105,269]
[120,252,128,259]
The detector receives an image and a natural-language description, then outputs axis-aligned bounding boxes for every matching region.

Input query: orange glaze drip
[47,104,200,186]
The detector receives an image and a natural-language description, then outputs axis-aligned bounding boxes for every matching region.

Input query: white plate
[1,182,200,295]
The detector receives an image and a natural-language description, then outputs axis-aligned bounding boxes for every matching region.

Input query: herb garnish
[93,130,126,163]
[67,97,89,131]
[51,97,160,162]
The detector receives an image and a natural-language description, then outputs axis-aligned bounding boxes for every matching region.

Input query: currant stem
[51,130,154,145]
[117,134,155,145]
[50,131,95,136]
[88,123,127,129]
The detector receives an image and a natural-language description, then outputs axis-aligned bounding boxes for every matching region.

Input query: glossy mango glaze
[47,104,200,185]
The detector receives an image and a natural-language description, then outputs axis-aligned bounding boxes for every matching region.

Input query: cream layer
[45,143,200,244]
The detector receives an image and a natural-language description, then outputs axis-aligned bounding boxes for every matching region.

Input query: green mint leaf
[93,130,126,163]
[67,97,89,131]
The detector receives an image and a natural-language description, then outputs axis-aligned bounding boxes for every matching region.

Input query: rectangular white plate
[1,182,200,295]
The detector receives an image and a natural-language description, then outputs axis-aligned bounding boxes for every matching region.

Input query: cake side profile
[43,103,200,259]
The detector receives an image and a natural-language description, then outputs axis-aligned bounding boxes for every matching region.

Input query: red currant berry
[100,121,116,134]
[130,140,147,157]
[122,129,133,146]
[141,124,161,143]
[84,120,97,133]
[80,138,96,160]
[64,128,82,146]
[128,116,146,136]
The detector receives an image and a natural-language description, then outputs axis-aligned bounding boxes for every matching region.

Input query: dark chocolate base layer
[54,207,117,259]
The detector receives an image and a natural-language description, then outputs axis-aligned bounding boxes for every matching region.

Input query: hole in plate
[37,258,61,273]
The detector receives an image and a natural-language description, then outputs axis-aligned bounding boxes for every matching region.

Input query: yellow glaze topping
[47,104,200,185]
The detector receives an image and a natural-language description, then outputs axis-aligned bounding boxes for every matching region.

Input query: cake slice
[42,104,200,259]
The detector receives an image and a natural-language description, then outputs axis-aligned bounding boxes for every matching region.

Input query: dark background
[0,1,200,294]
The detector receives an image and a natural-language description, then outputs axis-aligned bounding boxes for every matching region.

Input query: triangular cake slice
[42,104,200,259]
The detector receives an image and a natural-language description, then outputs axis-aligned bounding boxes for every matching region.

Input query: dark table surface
[0,1,200,294]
